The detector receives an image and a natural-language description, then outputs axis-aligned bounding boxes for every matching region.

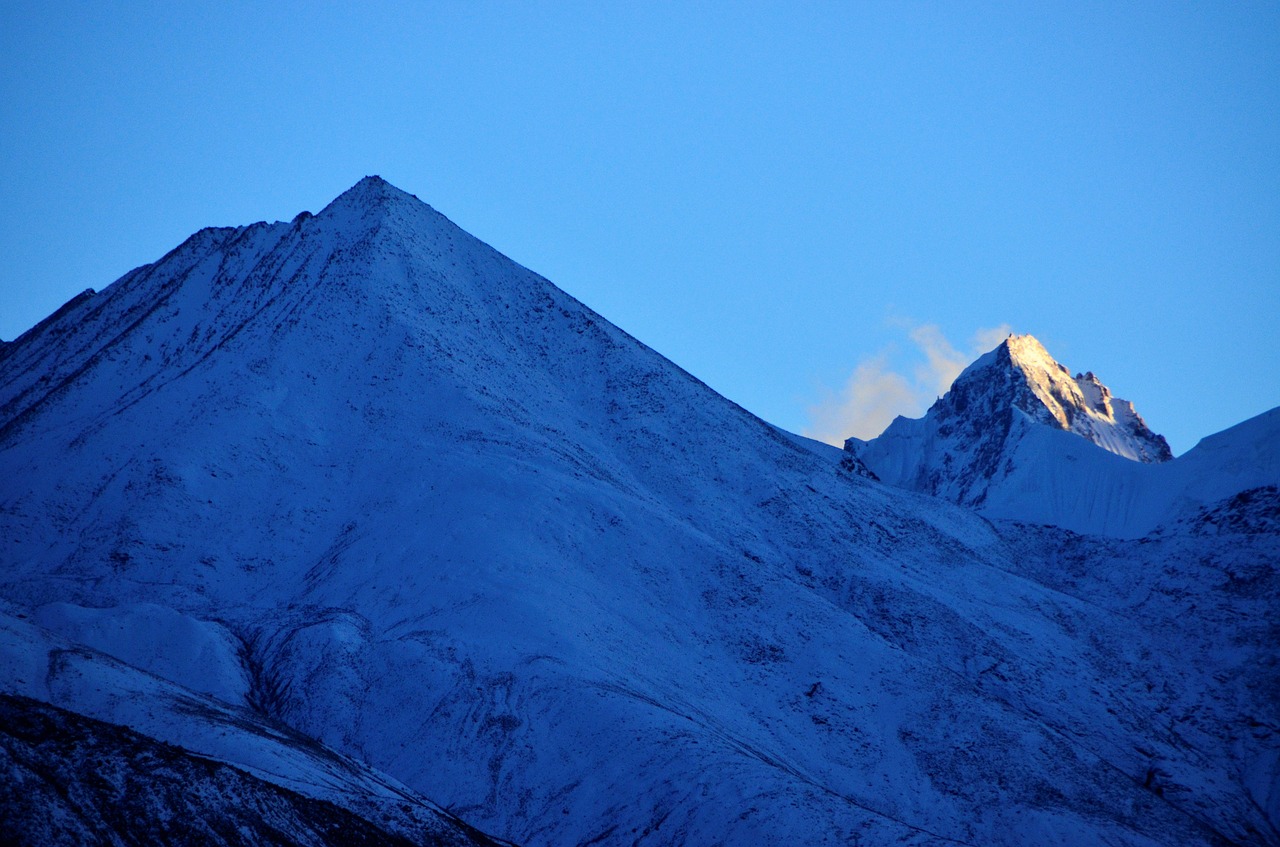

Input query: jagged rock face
[1072,370,1172,463]
[946,335,1171,475]
[975,335,1171,463]
[0,179,1275,846]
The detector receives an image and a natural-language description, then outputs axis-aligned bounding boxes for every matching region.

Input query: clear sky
[2,2,1277,455]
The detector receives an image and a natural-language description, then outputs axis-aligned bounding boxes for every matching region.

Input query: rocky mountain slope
[1,178,1275,846]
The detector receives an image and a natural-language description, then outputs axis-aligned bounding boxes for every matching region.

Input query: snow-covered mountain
[845,334,1277,537]
[1,178,1276,846]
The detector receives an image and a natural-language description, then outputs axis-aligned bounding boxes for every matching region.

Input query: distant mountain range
[1,178,1275,847]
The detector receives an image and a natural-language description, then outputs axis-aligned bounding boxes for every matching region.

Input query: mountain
[1,177,1276,846]
[846,334,1278,537]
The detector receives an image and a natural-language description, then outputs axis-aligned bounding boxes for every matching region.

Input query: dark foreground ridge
[0,694,513,847]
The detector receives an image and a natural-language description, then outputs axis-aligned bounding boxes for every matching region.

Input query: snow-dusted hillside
[1,178,1276,846]
[847,333,1278,537]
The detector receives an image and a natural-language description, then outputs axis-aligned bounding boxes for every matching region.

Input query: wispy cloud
[804,323,1012,446]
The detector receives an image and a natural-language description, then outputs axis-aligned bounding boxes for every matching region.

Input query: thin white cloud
[805,355,917,448]
[970,324,1015,356]
[804,323,1012,446]
[909,324,971,399]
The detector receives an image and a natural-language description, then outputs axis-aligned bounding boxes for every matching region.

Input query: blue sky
[2,2,1277,454]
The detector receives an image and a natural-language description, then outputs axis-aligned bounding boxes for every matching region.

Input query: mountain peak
[999,333,1062,372]
[317,175,427,220]
[848,333,1173,513]
[997,333,1074,386]
[971,334,1171,462]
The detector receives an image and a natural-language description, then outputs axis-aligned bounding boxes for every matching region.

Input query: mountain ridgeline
[1,178,1276,847]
